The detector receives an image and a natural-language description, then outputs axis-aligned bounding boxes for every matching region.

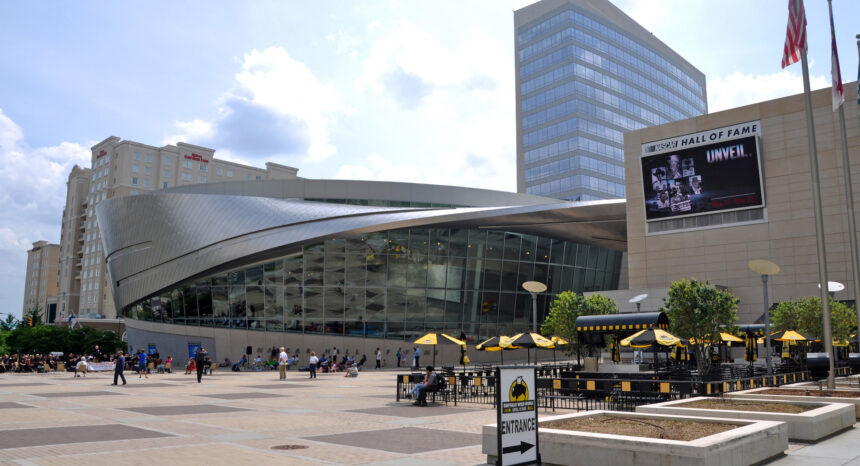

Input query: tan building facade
[23,241,59,322]
[624,83,860,323]
[59,136,300,320]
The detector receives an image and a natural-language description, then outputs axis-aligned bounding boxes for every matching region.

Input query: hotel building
[56,137,299,321]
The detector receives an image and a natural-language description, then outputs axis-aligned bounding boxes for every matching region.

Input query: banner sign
[640,121,765,222]
[496,366,539,466]
[87,362,115,372]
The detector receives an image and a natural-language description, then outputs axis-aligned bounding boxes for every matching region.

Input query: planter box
[728,387,860,420]
[482,410,787,466]
[638,396,853,442]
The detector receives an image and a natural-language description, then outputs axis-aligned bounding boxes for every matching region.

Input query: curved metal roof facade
[96,180,626,311]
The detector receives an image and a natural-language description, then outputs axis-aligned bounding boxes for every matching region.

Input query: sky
[0,0,858,319]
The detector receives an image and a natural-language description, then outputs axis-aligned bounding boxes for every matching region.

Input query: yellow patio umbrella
[620,329,681,348]
[503,332,555,364]
[549,336,569,363]
[475,336,521,363]
[414,333,466,368]
[757,330,812,344]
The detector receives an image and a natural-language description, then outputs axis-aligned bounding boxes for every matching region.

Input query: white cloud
[166,47,347,164]
[326,30,358,57]
[707,70,829,113]
[347,20,516,191]
[0,108,92,317]
[367,20,382,32]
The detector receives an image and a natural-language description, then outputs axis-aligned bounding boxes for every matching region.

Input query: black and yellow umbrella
[475,336,521,363]
[414,333,466,368]
[620,329,681,348]
[503,332,555,364]
[765,330,812,342]
[549,336,569,363]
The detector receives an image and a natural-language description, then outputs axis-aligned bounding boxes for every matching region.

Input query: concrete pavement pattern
[1,369,859,465]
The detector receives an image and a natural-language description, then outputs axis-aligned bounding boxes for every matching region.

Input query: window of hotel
[131,189,138,195]
[198,175,207,183]
[183,160,192,169]
[164,156,171,165]
[182,173,192,182]
[144,166,151,175]
[134,152,141,161]
[143,179,151,188]
[91,173,96,181]
[246,174,252,180]
[163,169,170,178]
[226,170,233,178]
[162,181,168,189]
[217,168,223,176]
[256,175,262,180]
[132,177,138,185]
[199,163,207,172]
[132,165,139,173]
[145,154,152,163]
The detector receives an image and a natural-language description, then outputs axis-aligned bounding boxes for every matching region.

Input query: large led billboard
[640,121,764,222]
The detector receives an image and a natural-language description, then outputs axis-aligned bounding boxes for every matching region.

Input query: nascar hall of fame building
[98,180,626,361]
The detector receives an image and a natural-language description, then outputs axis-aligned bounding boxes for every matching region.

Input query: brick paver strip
[0,424,172,449]
[34,391,123,398]
[347,406,479,418]
[197,392,286,400]
[241,384,307,390]
[0,402,33,409]
[0,382,51,387]
[108,383,177,388]
[304,427,480,454]
[119,404,252,416]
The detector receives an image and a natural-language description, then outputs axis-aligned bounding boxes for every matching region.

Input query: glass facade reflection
[516,2,707,201]
[124,228,622,341]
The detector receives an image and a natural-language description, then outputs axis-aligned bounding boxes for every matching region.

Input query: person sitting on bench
[414,366,440,407]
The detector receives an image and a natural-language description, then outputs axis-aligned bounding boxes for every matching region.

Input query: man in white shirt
[277,347,288,381]
[375,348,382,369]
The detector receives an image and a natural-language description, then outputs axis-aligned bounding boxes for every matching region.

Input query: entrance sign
[496,366,540,465]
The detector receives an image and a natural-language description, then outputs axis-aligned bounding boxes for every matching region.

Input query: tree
[5,326,126,355]
[661,279,738,377]
[0,314,20,331]
[541,292,617,359]
[771,296,855,344]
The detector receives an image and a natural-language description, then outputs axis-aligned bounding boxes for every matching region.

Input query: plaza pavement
[0,368,859,465]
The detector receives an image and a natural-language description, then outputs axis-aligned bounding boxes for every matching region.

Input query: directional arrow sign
[502,441,534,455]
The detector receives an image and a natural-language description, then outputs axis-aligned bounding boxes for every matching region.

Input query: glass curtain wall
[126,228,623,341]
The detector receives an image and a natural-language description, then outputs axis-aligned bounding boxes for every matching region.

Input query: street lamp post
[749,260,780,374]
[522,281,547,333]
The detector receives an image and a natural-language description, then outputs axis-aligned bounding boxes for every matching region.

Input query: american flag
[781,0,807,69]
[827,0,844,111]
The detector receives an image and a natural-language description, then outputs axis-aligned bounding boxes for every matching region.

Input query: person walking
[194,347,207,383]
[137,350,148,379]
[396,348,402,368]
[277,346,288,381]
[375,348,382,369]
[308,352,319,379]
[112,351,127,385]
[412,347,420,369]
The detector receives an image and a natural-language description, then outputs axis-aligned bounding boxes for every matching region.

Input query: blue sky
[1,0,858,318]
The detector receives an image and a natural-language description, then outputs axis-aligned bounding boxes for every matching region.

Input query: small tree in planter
[542,292,617,364]
[771,296,855,346]
[661,279,738,378]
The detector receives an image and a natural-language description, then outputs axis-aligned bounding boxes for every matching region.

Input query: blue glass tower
[515,0,707,201]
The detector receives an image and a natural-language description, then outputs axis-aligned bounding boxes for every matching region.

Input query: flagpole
[828,0,860,362]
[799,49,835,389]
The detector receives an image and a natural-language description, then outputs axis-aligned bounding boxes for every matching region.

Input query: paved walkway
[0,369,857,465]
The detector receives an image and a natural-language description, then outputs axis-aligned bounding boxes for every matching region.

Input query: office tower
[515,0,707,201]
